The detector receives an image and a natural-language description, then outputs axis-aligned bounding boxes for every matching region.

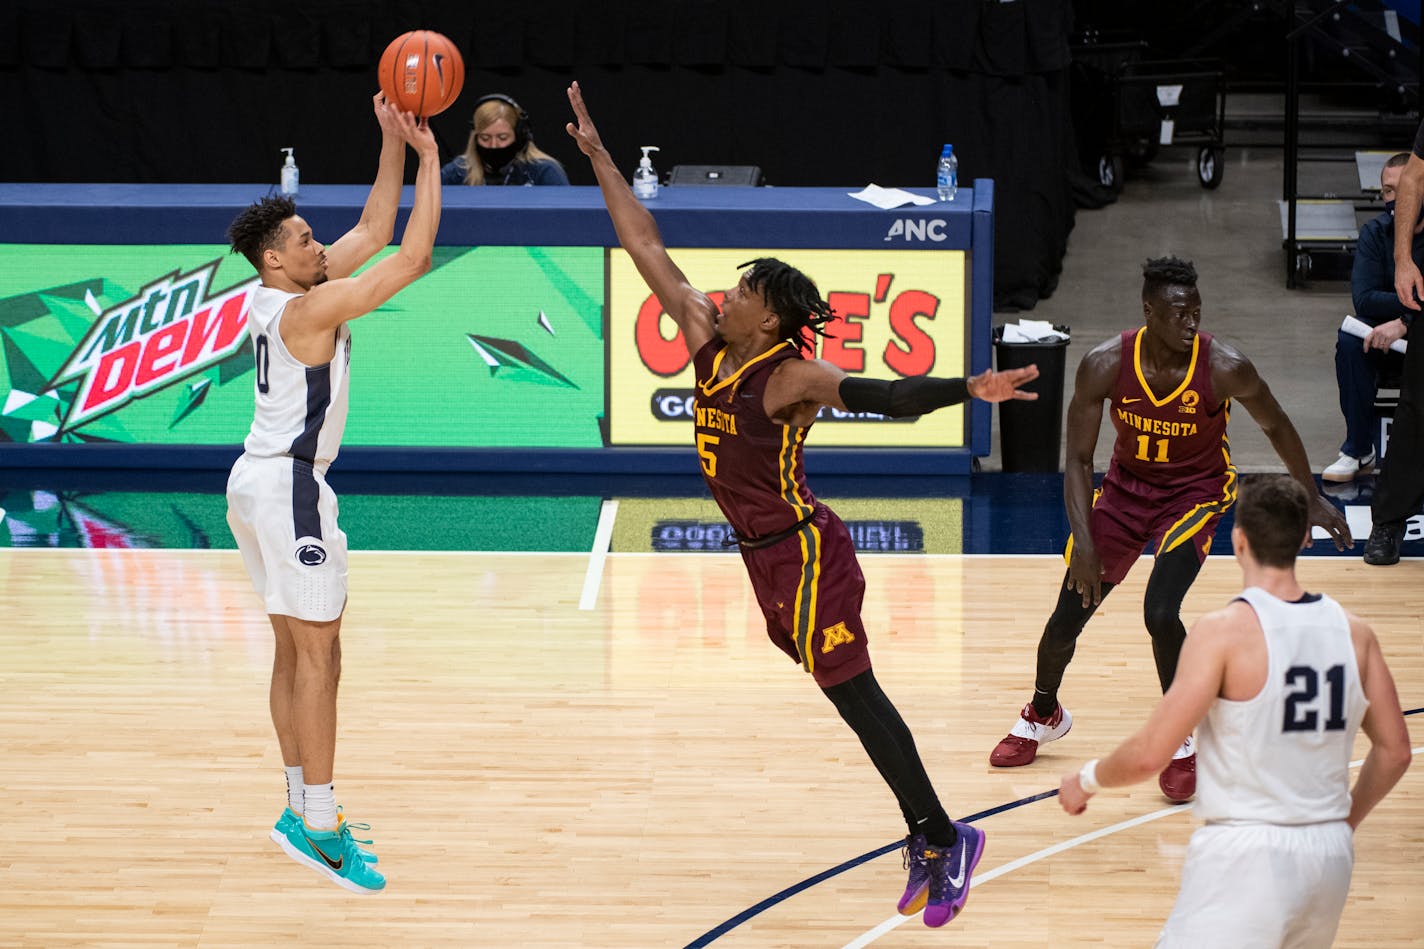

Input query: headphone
[473,93,532,146]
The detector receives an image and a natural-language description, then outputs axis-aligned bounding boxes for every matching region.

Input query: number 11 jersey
[1108,327,1231,493]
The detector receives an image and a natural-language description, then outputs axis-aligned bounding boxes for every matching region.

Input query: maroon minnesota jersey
[692,339,817,539]
[1107,328,1232,491]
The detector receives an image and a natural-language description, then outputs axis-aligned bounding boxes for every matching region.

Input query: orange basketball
[378,30,465,118]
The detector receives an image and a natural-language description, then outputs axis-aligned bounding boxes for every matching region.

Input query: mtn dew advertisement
[0,245,605,447]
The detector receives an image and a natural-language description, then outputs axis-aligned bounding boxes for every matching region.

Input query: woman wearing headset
[441,93,570,186]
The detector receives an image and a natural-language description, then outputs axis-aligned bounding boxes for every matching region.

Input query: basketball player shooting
[567,80,1038,928]
[223,93,441,893]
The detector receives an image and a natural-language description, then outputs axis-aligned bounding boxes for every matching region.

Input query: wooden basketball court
[2,548,1419,947]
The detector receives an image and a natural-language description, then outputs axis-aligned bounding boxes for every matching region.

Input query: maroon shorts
[739,504,872,688]
[1074,467,1238,585]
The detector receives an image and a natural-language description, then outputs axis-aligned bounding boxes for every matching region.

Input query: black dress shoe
[1363,521,1404,566]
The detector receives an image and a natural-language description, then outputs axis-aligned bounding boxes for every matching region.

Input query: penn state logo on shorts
[295,540,327,566]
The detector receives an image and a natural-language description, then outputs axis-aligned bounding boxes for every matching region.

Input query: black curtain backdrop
[1,0,1075,310]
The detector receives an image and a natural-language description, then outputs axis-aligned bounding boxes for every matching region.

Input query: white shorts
[1155,820,1354,949]
[226,453,348,622]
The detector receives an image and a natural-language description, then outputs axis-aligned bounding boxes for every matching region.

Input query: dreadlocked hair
[227,195,297,271]
[1141,255,1198,299]
[739,257,836,354]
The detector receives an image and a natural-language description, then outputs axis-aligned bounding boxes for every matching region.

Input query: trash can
[993,324,1071,472]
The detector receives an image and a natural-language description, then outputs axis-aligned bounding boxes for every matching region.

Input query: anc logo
[45,260,256,433]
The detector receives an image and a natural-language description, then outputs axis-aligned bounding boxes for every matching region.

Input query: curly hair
[227,195,297,270]
[1142,255,1198,300]
[738,257,836,354]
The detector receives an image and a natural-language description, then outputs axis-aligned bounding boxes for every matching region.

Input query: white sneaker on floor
[1322,449,1374,483]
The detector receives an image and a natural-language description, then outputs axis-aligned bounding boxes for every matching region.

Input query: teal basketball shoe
[272,808,379,863]
[278,814,386,893]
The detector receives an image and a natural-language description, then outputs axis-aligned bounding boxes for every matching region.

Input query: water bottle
[936,144,957,202]
[633,146,660,200]
[280,147,300,196]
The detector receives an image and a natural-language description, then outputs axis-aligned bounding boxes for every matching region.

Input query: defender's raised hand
[967,365,1040,403]
[565,81,607,157]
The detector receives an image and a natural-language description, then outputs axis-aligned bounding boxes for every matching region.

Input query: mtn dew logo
[47,260,257,432]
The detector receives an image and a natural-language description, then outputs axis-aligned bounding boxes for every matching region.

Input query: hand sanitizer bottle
[280,147,300,196]
[633,146,660,200]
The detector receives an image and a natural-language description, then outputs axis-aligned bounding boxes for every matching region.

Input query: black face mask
[1385,199,1397,215]
[476,142,521,173]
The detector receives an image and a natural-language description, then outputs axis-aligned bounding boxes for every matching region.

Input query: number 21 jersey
[1195,587,1368,824]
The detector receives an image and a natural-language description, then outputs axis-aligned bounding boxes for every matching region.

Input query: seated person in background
[441,93,569,187]
[1324,152,1419,482]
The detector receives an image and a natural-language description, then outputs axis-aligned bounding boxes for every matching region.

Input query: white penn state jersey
[241,285,351,468]
[1195,587,1368,825]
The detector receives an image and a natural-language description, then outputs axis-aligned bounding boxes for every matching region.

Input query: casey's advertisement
[607,248,968,447]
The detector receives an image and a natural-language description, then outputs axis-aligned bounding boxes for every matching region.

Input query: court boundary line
[0,547,600,556]
[579,498,619,611]
[4,549,1417,564]
[687,716,1424,949]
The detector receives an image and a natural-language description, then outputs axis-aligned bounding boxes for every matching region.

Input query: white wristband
[1079,759,1102,795]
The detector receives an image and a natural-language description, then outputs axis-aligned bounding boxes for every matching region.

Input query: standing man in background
[224,93,443,892]
[1058,475,1411,948]
[1364,120,1424,565]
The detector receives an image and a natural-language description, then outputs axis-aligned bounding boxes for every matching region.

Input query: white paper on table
[1341,314,1408,354]
[846,184,938,209]
[1000,319,1069,343]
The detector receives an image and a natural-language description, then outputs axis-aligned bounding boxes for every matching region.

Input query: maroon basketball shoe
[989,702,1073,767]
[1159,736,1196,802]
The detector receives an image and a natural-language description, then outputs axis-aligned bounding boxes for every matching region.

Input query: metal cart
[1282,0,1421,287]
[1103,59,1229,193]
[1069,35,1151,193]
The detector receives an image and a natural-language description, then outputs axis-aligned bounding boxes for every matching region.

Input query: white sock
[284,766,304,813]
[303,782,337,830]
